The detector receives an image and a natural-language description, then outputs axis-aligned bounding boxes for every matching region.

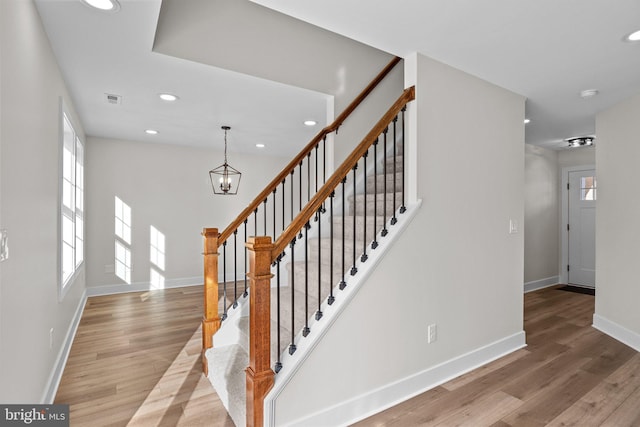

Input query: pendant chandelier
[209,125,241,195]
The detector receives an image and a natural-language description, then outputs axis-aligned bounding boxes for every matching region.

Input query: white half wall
[594,92,640,344]
[269,52,526,426]
[0,0,87,403]
[85,137,289,291]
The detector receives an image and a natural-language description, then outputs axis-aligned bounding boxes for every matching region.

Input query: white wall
[594,92,640,349]
[271,52,526,426]
[0,0,86,403]
[86,137,288,291]
[524,145,559,285]
[558,146,595,168]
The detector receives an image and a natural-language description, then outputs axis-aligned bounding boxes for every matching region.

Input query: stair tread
[206,344,247,427]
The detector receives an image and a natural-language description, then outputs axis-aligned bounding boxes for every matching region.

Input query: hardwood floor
[57,285,639,426]
[55,286,233,426]
[355,286,640,426]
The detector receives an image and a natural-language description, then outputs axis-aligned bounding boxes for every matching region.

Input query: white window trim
[59,102,85,300]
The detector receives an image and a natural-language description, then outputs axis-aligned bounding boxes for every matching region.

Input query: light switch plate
[0,229,8,261]
[509,219,518,234]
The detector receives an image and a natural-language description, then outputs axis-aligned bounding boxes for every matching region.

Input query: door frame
[560,164,596,284]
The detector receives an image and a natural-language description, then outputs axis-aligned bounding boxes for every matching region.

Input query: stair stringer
[263,199,422,427]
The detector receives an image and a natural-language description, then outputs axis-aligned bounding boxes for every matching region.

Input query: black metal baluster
[263,198,268,237]
[372,137,379,250]
[299,161,303,212]
[351,164,358,276]
[323,136,327,184]
[222,241,227,321]
[307,153,311,203]
[233,229,238,308]
[340,178,347,290]
[298,162,303,238]
[282,179,286,232]
[328,191,335,305]
[289,238,297,355]
[391,115,398,225]
[303,221,310,337]
[315,144,319,194]
[320,136,327,214]
[275,254,282,373]
[254,208,258,236]
[290,170,294,223]
[361,151,368,263]
[400,106,407,214]
[316,206,323,320]
[382,126,389,237]
[243,219,248,297]
[273,189,277,240]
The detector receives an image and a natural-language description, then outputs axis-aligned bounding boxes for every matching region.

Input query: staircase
[200,56,415,426]
[206,145,405,426]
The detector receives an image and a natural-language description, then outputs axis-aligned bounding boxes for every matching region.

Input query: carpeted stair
[206,147,403,426]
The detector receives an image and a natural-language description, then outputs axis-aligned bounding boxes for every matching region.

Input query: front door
[568,169,596,287]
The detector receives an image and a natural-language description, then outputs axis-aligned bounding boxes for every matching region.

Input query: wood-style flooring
[56,285,639,426]
[55,286,233,426]
[355,286,640,426]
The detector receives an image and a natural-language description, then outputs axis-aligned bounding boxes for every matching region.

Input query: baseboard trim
[41,290,88,404]
[86,276,202,297]
[281,332,525,426]
[593,314,640,352]
[524,276,559,293]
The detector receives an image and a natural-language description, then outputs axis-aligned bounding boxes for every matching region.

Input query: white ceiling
[34,0,330,158]
[35,0,640,153]
[251,0,640,150]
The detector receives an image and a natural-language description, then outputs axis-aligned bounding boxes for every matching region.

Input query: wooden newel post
[202,228,221,376]
[245,236,275,427]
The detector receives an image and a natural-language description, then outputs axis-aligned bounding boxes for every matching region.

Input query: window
[580,176,597,201]
[150,226,165,289]
[61,112,84,290]
[114,197,132,284]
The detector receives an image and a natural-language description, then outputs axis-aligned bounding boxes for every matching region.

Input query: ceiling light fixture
[210,126,241,195]
[145,129,158,135]
[159,93,179,102]
[625,29,640,42]
[566,136,595,148]
[81,0,120,12]
[524,119,530,124]
[580,89,599,99]
[256,143,265,148]
[304,120,317,126]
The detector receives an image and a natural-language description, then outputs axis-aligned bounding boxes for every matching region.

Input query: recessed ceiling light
[256,144,265,148]
[145,129,158,135]
[159,93,179,102]
[304,120,317,126]
[524,119,530,124]
[81,0,120,12]
[625,29,640,42]
[580,89,599,99]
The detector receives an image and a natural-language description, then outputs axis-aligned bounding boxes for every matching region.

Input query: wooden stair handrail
[271,86,415,259]
[218,56,402,246]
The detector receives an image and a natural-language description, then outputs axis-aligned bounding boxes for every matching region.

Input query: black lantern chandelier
[209,126,241,195]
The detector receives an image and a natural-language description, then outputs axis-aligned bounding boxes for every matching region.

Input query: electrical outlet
[49,328,54,349]
[428,324,437,343]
